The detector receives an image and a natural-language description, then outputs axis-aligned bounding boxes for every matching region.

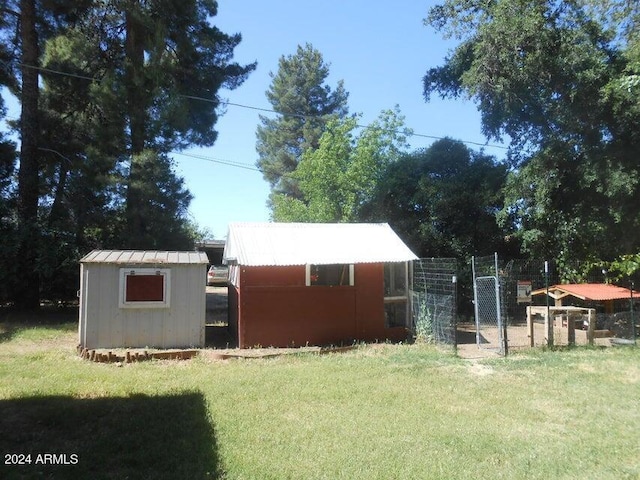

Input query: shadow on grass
[0,307,78,344]
[0,306,78,323]
[0,324,16,343]
[0,392,223,479]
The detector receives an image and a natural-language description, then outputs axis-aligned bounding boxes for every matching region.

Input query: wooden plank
[587,309,596,345]
[592,330,614,338]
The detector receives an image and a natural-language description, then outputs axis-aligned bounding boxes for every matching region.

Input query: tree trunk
[124,1,148,248]
[15,0,40,309]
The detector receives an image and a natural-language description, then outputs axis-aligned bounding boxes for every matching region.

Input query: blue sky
[1,1,508,240]
[180,0,507,239]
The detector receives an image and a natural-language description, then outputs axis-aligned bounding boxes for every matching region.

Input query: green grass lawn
[0,318,639,479]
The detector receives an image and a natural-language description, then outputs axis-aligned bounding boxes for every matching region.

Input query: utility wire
[173,151,261,172]
[2,60,509,151]
[180,94,507,150]
[12,61,97,82]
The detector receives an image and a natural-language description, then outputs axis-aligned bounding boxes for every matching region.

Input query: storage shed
[78,250,208,349]
[223,222,419,348]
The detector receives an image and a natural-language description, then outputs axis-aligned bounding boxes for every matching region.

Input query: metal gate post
[472,256,481,347]
[452,274,458,351]
[631,281,636,346]
[495,253,508,356]
[545,261,553,347]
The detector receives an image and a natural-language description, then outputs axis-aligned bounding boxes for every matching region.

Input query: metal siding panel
[240,286,357,347]
[186,264,202,347]
[84,264,101,348]
[99,265,120,349]
[108,265,124,347]
[78,264,86,346]
[179,265,195,346]
[195,265,206,346]
[122,306,140,348]
[167,264,185,347]
[84,264,98,348]
[152,306,164,347]
[174,264,206,347]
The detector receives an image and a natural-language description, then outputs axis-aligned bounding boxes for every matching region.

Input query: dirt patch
[456,343,502,360]
[467,361,495,376]
[199,345,356,361]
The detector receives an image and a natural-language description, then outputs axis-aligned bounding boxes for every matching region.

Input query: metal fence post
[472,256,480,347]
[631,281,637,346]
[545,261,553,348]
[494,253,507,356]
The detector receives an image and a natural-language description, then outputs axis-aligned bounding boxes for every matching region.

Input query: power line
[180,94,507,150]
[13,61,97,82]
[2,60,509,151]
[172,151,261,172]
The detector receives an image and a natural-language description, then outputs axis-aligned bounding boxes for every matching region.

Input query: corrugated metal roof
[531,283,637,301]
[223,222,418,266]
[80,250,209,265]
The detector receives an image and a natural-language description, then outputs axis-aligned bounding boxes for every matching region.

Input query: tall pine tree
[256,43,348,202]
[40,0,255,250]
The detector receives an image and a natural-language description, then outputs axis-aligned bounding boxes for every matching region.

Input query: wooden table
[526,305,596,346]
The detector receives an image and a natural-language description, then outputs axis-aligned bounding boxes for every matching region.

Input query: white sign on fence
[517,280,532,303]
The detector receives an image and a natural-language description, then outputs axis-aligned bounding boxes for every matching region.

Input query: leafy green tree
[256,43,349,200]
[424,0,640,266]
[272,108,410,222]
[363,138,514,259]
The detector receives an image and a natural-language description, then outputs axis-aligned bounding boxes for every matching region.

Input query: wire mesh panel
[500,259,550,349]
[411,258,457,347]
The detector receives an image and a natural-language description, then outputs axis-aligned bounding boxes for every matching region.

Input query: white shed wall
[79,262,206,349]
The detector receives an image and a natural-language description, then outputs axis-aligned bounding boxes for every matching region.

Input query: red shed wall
[234,264,407,348]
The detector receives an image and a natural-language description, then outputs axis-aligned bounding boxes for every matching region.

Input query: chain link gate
[472,254,508,355]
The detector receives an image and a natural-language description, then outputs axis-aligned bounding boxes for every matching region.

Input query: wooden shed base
[77,345,198,363]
